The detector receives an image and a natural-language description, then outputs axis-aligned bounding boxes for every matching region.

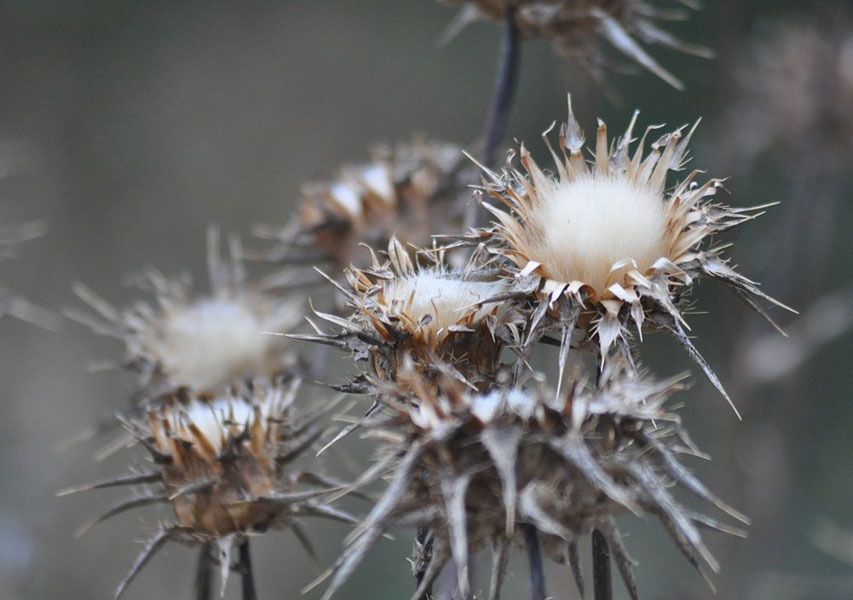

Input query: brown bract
[60,379,352,599]
[317,364,746,600]
[441,0,713,89]
[296,238,522,392]
[462,98,793,413]
[260,140,469,274]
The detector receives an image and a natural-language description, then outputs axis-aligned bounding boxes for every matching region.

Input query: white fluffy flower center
[166,395,268,453]
[156,297,271,391]
[383,273,505,334]
[530,175,667,293]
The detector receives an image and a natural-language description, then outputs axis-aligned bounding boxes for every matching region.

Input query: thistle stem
[466,4,521,230]
[523,524,547,600]
[194,542,213,600]
[592,529,613,600]
[238,540,257,600]
[414,526,433,594]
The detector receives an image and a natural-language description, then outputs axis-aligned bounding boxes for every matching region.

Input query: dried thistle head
[60,378,351,599]
[463,97,793,409]
[0,216,56,326]
[441,0,712,89]
[318,364,746,600]
[259,139,469,274]
[298,238,521,391]
[68,228,303,403]
[724,16,853,168]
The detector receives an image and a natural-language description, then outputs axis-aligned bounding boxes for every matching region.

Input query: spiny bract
[60,378,353,599]
[440,0,713,89]
[461,97,793,413]
[259,139,470,274]
[317,363,746,600]
[295,237,523,392]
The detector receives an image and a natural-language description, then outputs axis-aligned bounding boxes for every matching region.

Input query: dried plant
[67,228,304,408]
[49,5,809,600]
[440,0,713,89]
[257,140,470,275]
[295,238,523,393]
[60,378,353,599]
[723,15,853,169]
[457,97,793,411]
[315,363,746,600]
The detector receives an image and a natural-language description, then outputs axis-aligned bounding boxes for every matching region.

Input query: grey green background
[0,1,851,599]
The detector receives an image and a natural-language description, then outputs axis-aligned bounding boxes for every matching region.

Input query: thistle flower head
[726,16,853,167]
[441,0,713,89]
[318,364,746,600]
[466,98,793,408]
[60,378,351,599]
[68,229,303,401]
[298,238,520,391]
[260,140,468,273]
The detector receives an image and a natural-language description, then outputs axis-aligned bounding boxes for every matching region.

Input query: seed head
[68,229,303,403]
[259,140,469,274]
[463,97,793,409]
[60,378,350,599]
[297,238,521,391]
[318,364,746,600]
[440,0,713,89]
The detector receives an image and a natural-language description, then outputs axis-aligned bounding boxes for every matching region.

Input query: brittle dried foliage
[61,378,353,599]
[317,364,746,600]
[441,0,713,89]
[455,98,793,412]
[258,140,471,276]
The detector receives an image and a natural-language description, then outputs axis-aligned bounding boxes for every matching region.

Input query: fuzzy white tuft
[529,175,667,292]
[383,272,505,334]
[162,388,281,453]
[152,298,273,391]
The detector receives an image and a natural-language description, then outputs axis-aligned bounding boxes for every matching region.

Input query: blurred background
[0,1,851,599]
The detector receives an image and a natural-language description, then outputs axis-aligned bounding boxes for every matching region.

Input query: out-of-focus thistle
[458,97,793,412]
[316,363,747,600]
[294,237,523,392]
[0,215,55,326]
[724,16,853,169]
[67,229,304,407]
[60,379,354,599]
[257,140,470,274]
[439,0,713,90]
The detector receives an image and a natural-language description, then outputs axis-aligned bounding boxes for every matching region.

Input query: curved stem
[592,528,612,600]
[414,526,433,594]
[239,540,257,600]
[466,4,521,231]
[194,542,213,600]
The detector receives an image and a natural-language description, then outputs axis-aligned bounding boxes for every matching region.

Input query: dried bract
[318,365,746,600]
[60,379,351,599]
[67,229,303,404]
[462,98,792,410]
[259,140,470,274]
[296,238,521,391]
[441,0,712,89]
